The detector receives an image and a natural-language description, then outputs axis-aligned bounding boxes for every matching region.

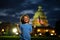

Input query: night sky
[0,0,60,27]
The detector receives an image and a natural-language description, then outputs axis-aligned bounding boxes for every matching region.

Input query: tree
[55,20,60,35]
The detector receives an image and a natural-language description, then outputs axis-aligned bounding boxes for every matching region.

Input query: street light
[2,29,4,32]
[12,28,19,35]
[50,33,54,36]
[12,28,17,33]
[16,32,19,35]
[39,33,42,36]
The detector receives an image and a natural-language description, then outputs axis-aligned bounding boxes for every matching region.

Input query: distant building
[31,6,56,37]
[32,26,56,37]
[0,22,14,36]
[32,6,48,27]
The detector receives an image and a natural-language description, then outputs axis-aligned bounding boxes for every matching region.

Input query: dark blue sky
[0,0,60,27]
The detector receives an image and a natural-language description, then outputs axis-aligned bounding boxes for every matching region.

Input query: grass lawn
[0,36,19,40]
[0,36,60,40]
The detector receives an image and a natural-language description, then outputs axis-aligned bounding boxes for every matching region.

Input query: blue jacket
[20,23,32,40]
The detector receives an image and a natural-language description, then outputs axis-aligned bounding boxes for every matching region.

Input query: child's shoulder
[29,23,31,25]
[28,24,32,26]
[20,23,32,26]
[20,24,23,26]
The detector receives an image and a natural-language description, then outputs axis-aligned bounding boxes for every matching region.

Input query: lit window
[35,34,37,36]
[51,30,55,33]
[45,29,48,32]
[37,29,41,32]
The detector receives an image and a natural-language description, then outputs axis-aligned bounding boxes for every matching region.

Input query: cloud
[16,10,34,15]
[20,0,43,7]
[0,13,8,16]
[10,14,16,17]
[0,9,15,17]
[0,9,9,13]
[53,8,60,11]
[25,0,43,4]
[15,10,34,19]
[0,9,9,16]
[0,9,13,13]
[20,10,34,14]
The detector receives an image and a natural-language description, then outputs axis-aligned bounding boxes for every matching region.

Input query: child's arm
[16,24,21,34]
[18,27,21,34]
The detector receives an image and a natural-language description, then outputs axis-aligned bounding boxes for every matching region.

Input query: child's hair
[20,14,30,24]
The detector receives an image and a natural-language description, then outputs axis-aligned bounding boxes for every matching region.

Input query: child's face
[24,16,29,23]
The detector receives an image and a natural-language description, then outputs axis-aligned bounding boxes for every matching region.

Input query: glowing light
[2,29,4,32]
[55,33,56,35]
[12,28,17,33]
[0,21,2,24]
[35,34,37,36]
[51,30,55,33]
[39,33,42,35]
[51,33,54,36]
[45,29,48,32]
[16,33,19,35]
[34,25,36,28]
[37,29,41,32]
[58,35,60,37]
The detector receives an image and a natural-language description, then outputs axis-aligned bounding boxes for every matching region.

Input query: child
[20,15,32,40]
